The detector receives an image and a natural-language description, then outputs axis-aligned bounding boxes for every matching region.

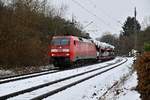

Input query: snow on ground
[0,58,120,97]
[9,58,125,99]
[116,72,140,100]
[0,57,141,100]
[101,72,140,100]
[44,57,141,100]
[0,70,15,77]
[0,65,54,78]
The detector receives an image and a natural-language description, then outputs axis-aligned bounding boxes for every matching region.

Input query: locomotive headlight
[62,49,69,52]
[51,49,58,52]
[51,54,55,56]
[66,53,70,56]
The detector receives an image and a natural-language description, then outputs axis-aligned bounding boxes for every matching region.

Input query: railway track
[0,59,117,84]
[0,58,126,100]
[0,69,59,84]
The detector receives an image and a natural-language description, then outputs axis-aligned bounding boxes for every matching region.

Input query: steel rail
[31,58,127,100]
[0,59,118,84]
[0,70,59,84]
[0,59,121,99]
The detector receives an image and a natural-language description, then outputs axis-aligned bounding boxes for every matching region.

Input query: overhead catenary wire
[71,0,117,30]
[86,0,123,26]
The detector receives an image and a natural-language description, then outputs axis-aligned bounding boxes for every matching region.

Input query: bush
[135,52,150,100]
[144,42,150,52]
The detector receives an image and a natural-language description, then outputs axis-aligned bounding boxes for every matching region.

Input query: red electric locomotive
[49,36,98,68]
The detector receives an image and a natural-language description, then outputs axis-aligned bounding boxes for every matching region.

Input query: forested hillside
[0,0,86,67]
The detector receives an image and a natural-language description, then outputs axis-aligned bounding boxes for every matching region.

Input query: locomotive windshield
[51,38,70,45]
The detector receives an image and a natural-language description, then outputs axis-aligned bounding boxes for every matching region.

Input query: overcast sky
[51,0,150,38]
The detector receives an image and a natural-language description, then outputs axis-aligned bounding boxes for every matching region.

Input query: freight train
[48,36,115,68]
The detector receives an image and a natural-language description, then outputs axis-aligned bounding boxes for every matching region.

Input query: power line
[86,0,123,26]
[82,21,93,29]
[71,0,117,30]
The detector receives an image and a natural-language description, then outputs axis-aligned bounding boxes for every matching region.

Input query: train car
[49,36,98,68]
[91,39,115,61]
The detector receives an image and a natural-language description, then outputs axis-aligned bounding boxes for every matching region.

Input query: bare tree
[141,16,150,30]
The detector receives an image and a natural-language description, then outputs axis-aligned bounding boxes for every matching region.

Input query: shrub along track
[0,58,126,100]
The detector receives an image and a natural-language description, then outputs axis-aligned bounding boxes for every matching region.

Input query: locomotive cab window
[51,38,70,45]
[74,40,76,45]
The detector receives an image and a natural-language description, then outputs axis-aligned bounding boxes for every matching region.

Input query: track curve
[0,58,126,100]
